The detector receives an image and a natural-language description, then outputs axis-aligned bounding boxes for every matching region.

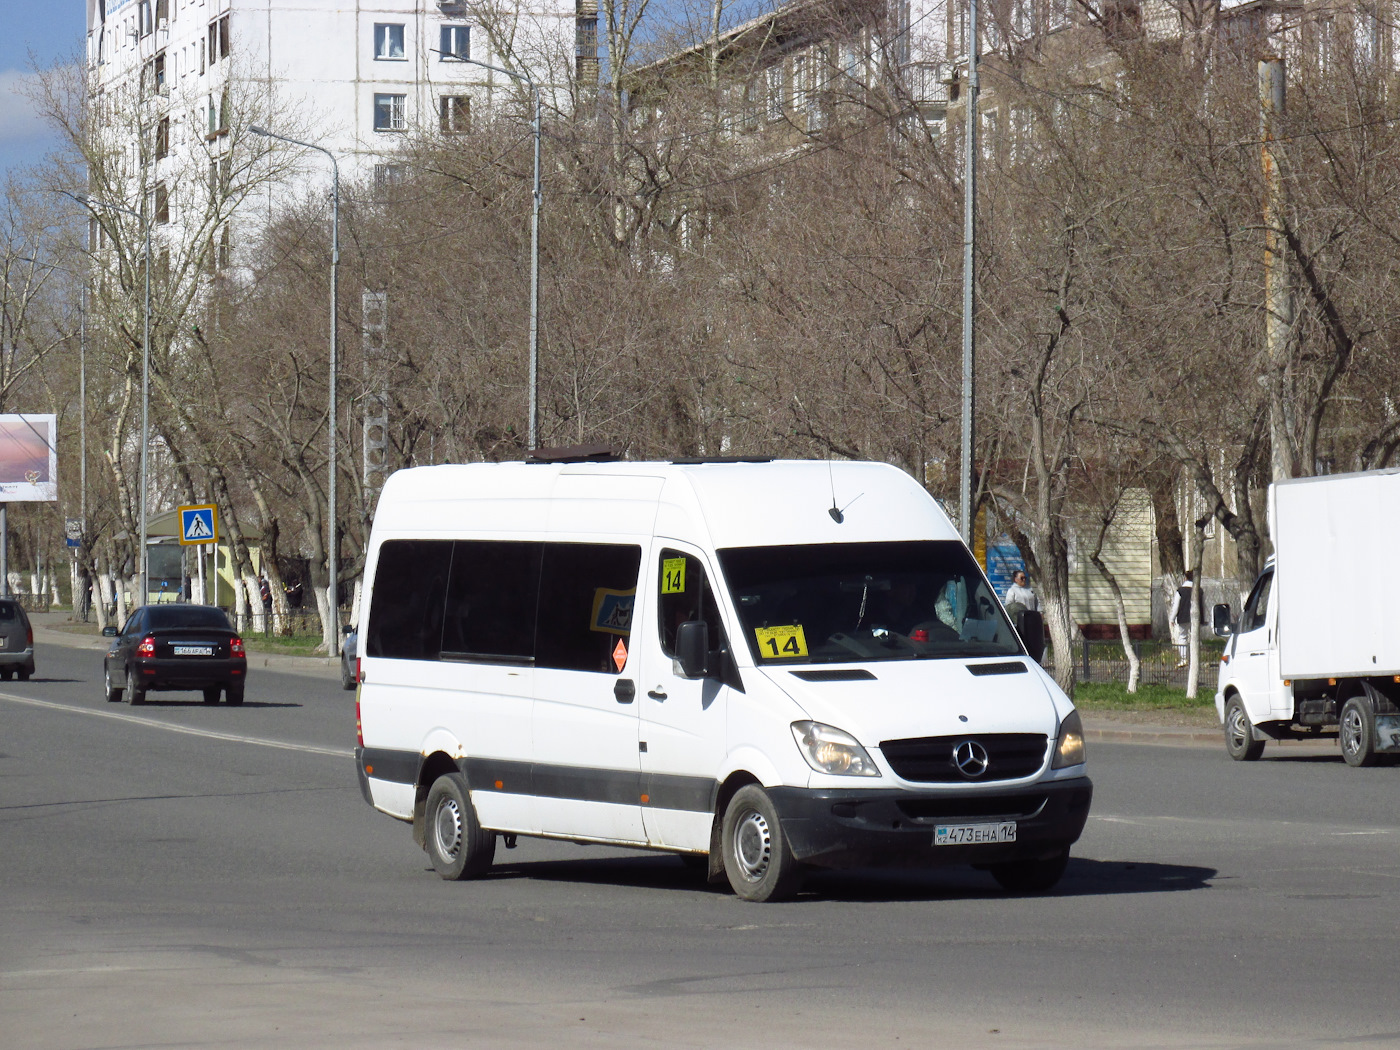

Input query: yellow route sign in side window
[754,624,809,660]
[661,556,687,595]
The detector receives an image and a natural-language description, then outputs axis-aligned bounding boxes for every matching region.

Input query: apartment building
[86,0,594,225]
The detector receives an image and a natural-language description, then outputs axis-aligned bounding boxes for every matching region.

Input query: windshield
[718,541,1023,664]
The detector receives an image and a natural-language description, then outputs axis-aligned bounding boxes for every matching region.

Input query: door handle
[647,687,667,700]
[614,679,636,704]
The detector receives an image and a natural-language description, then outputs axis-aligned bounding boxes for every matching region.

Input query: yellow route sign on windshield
[755,624,809,659]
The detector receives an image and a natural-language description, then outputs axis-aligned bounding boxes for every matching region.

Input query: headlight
[1052,709,1086,769]
[791,721,881,777]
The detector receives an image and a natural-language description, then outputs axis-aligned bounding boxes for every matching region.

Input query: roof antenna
[828,459,844,523]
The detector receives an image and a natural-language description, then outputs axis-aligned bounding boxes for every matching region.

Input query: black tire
[104,666,122,703]
[225,682,245,706]
[340,661,355,691]
[1224,696,1264,761]
[989,848,1070,893]
[125,667,145,706]
[1339,695,1380,767]
[203,686,222,704]
[1,669,12,681]
[720,784,802,902]
[18,664,31,681]
[424,773,495,880]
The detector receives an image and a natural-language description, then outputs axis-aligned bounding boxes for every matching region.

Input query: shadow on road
[123,698,304,709]
[477,853,1216,902]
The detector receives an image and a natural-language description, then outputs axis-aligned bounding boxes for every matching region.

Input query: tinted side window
[366,540,453,659]
[122,610,146,636]
[1240,570,1274,634]
[441,541,542,663]
[535,543,642,673]
[658,549,727,657]
[0,602,16,622]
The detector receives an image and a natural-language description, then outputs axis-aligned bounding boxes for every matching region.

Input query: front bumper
[767,775,1093,870]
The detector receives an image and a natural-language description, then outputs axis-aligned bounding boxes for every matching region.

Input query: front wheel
[125,667,145,705]
[104,666,122,703]
[1339,695,1380,767]
[1224,696,1264,761]
[424,773,495,880]
[720,785,802,902]
[988,848,1070,893]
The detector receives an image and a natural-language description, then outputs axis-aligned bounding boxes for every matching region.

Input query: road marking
[0,693,353,758]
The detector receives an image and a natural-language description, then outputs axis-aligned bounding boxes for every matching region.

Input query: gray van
[0,599,35,680]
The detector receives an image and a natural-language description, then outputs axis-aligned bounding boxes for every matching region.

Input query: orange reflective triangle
[612,637,628,672]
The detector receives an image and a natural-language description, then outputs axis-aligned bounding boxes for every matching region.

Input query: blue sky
[0,4,84,181]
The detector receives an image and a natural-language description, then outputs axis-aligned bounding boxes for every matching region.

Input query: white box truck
[1214,467,1400,765]
[353,456,1092,901]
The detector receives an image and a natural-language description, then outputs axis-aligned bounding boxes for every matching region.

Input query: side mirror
[1016,609,1046,664]
[101,625,118,637]
[1212,603,1233,637]
[341,623,354,635]
[675,620,710,679]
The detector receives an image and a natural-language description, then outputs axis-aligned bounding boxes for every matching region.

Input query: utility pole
[959,0,980,544]
[1260,55,1293,483]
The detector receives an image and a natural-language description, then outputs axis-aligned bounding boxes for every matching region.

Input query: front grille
[879,733,1048,782]
[896,793,1048,821]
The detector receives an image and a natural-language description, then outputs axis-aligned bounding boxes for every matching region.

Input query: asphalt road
[3,638,1399,1050]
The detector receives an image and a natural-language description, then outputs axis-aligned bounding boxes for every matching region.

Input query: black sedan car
[103,604,248,705]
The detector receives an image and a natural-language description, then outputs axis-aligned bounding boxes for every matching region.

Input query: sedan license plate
[935,822,1017,846]
[172,644,214,657]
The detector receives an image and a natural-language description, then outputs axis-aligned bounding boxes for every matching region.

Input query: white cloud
[0,69,50,143]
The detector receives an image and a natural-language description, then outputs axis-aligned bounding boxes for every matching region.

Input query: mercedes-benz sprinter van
[354,458,1091,901]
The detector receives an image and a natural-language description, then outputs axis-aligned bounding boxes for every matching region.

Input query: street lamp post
[459,59,541,449]
[249,126,341,651]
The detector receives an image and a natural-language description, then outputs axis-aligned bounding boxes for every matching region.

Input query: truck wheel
[125,667,146,706]
[1339,696,1380,767]
[721,785,802,902]
[1224,696,1264,761]
[424,773,496,880]
[989,848,1070,893]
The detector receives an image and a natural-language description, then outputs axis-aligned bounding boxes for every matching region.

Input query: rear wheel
[1340,695,1380,767]
[203,686,222,704]
[1224,696,1264,761]
[104,667,122,703]
[1,669,12,681]
[18,663,31,681]
[989,849,1070,893]
[225,682,244,706]
[424,773,495,880]
[721,785,802,902]
[125,667,145,705]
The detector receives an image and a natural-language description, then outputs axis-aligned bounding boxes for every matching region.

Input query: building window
[208,15,229,64]
[207,87,229,138]
[439,95,470,134]
[375,24,406,60]
[576,16,598,59]
[155,116,169,160]
[766,64,784,122]
[440,25,469,60]
[140,1,153,38]
[373,163,407,190]
[154,183,170,225]
[154,51,166,93]
[374,94,407,131]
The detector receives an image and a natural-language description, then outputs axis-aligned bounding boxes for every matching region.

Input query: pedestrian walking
[1169,570,1200,668]
[1005,570,1038,612]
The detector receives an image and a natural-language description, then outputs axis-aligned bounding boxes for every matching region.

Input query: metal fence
[1046,638,1220,690]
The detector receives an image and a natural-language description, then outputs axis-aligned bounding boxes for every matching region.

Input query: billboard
[0,415,58,502]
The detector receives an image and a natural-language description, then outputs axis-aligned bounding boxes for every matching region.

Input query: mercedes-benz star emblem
[952,740,990,778]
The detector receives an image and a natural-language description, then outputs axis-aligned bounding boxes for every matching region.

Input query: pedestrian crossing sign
[179,504,218,545]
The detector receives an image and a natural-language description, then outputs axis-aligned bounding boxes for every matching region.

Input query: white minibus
[354,457,1091,901]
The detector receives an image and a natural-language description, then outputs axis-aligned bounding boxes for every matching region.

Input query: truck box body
[1273,469,1400,679]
